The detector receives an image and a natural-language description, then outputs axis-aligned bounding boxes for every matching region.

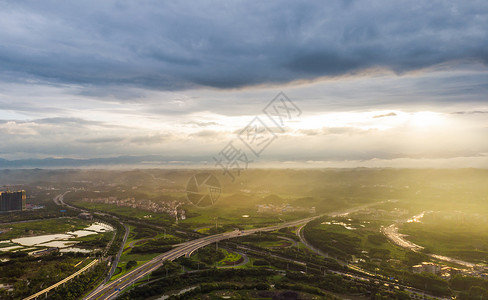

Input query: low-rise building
[78,212,93,220]
[412,262,441,274]
[412,264,424,273]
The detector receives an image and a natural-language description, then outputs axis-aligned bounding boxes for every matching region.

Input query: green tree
[126,260,137,270]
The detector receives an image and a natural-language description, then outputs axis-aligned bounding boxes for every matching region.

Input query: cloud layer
[1,0,487,89]
[1,1,488,167]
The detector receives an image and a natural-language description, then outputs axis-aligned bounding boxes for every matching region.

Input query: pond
[2,222,114,253]
[12,234,74,246]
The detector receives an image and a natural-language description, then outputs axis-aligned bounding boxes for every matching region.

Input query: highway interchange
[86,202,384,299]
[49,195,449,300]
[85,216,319,299]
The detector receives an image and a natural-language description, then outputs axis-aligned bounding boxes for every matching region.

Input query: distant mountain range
[0,155,209,168]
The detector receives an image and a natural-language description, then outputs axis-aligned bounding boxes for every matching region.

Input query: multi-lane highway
[85,216,319,299]
[51,192,129,299]
[87,201,385,299]
[47,195,450,300]
[104,224,129,282]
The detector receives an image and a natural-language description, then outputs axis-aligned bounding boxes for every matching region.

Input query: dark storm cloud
[0,0,487,91]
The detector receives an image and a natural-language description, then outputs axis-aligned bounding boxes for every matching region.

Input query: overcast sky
[1,0,488,168]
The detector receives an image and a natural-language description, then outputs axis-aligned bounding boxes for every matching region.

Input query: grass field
[124,225,138,245]
[217,249,243,267]
[72,201,172,224]
[71,190,314,232]
[181,206,311,229]
[254,239,293,249]
[399,211,488,263]
[0,217,88,240]
[110,226,176,281]
[306,216,410,264]
[110,250,160,281]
